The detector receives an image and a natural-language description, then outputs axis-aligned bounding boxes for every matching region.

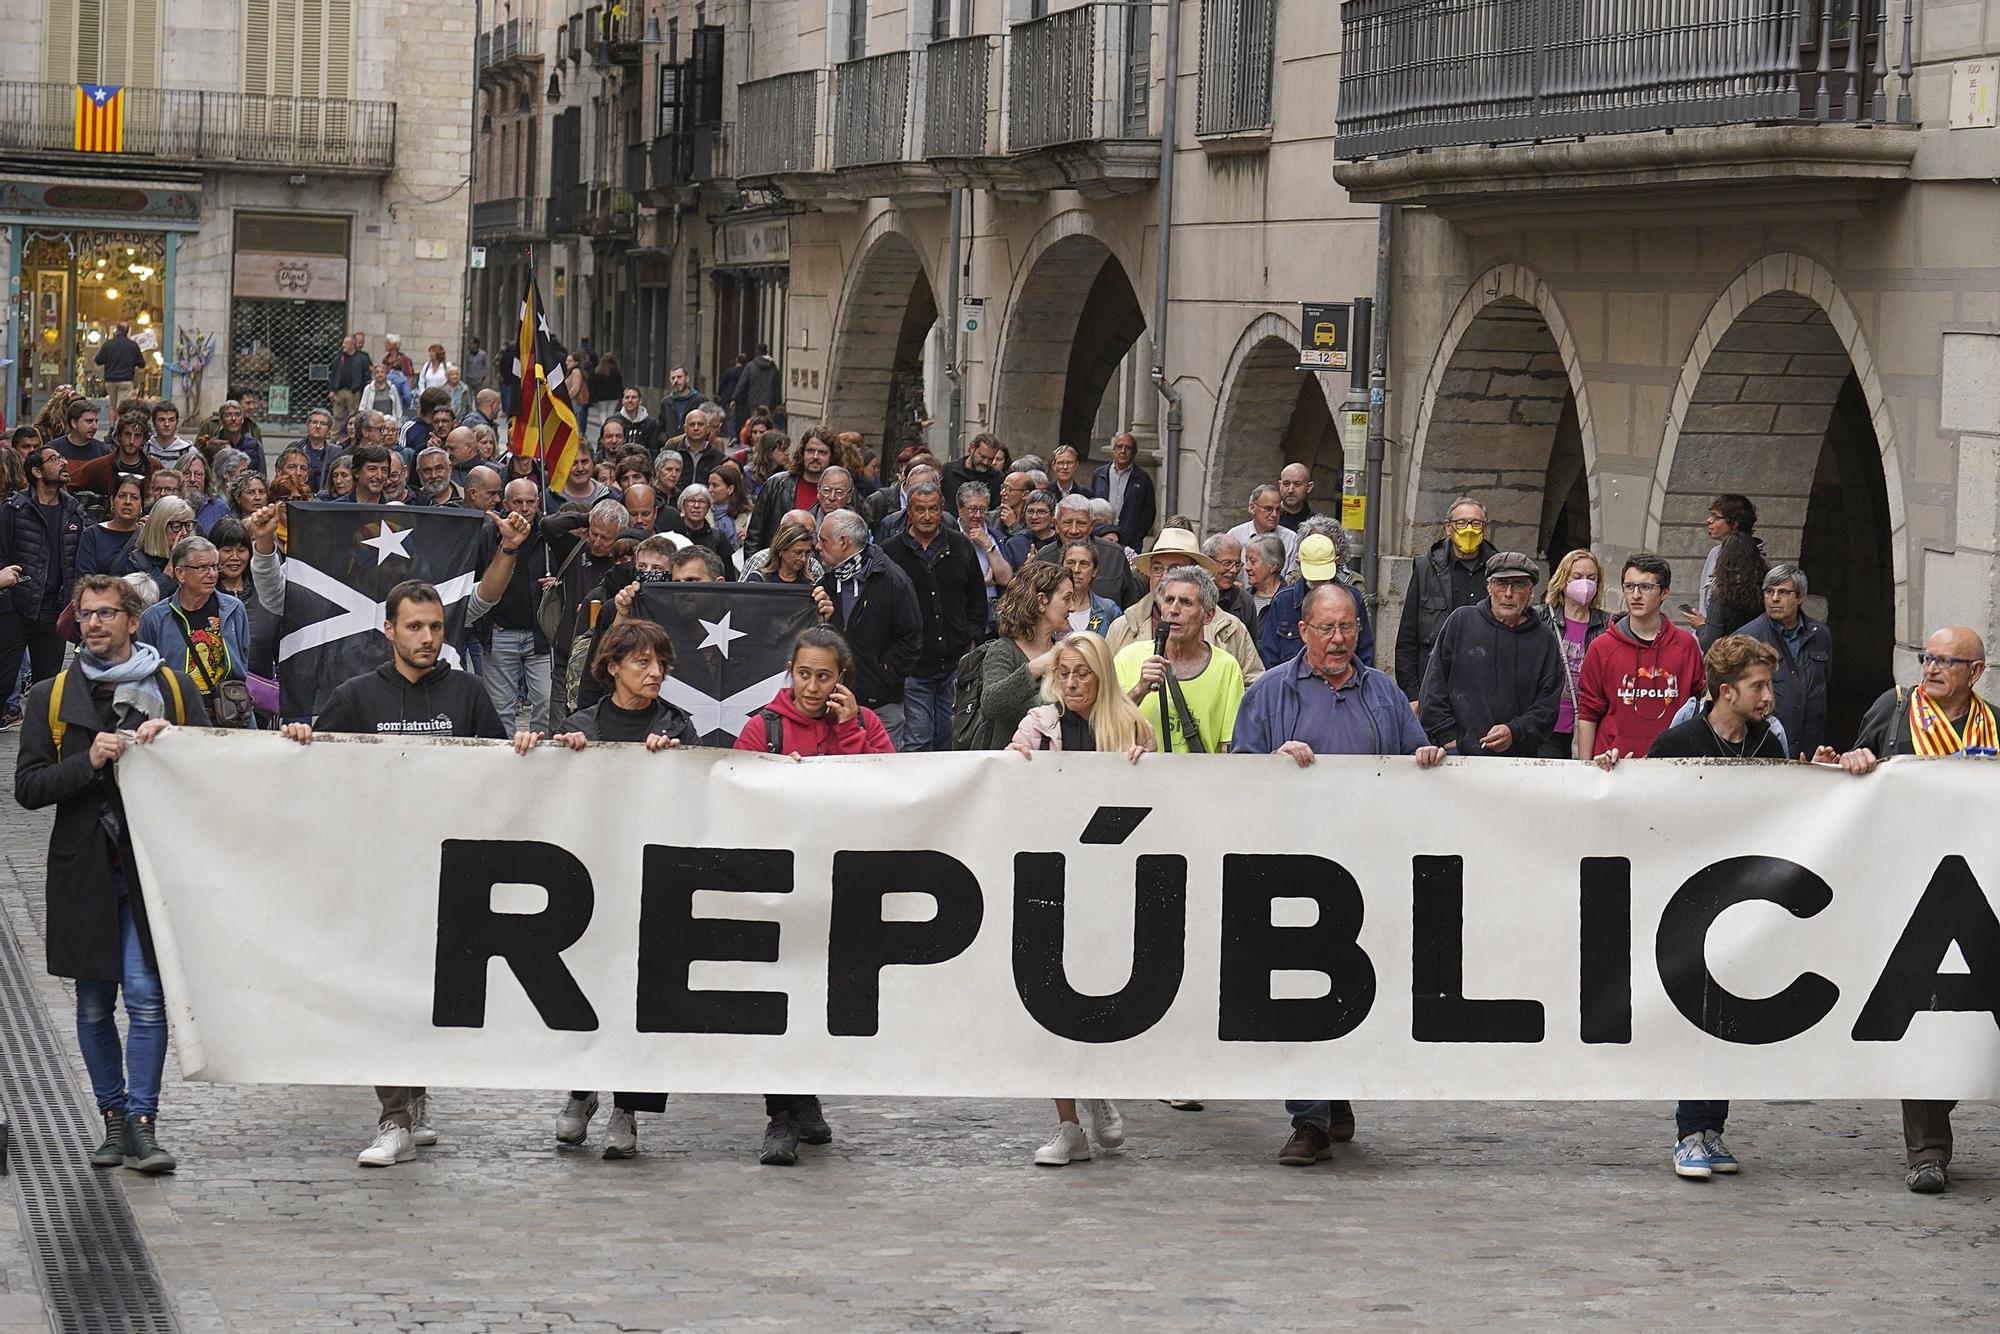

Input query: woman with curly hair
[1698,531,1768,650]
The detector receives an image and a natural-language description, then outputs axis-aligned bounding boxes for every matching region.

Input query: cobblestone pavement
[2,731,1998,1331]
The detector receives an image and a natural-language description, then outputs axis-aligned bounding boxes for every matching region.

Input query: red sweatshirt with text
[733,688,896,756]
[1574,615,1706,758]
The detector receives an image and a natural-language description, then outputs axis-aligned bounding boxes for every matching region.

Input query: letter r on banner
[433,840,599,1031]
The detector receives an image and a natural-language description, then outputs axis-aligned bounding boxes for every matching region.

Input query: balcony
[735,71,828,188]
[640,127,723,202]
[1001,3,1159,197]
[924,36,1000,163]
[1332,0,1920,229]
[0,81,396,174]
[546,181,585,235]
[822,51,946,201]
[587,4,643,65]
[472,196,543,241]
[583,184,636,238]
[476,18,541,80]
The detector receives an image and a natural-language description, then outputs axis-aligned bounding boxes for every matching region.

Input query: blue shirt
[1289,655,1386,756]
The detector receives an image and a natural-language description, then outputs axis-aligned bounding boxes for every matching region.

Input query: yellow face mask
[1451,524,1484,557]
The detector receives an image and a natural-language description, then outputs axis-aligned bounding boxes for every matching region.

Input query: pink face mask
[1566,576,1598,605]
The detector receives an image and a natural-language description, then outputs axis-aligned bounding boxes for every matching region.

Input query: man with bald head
[1232,580,1445,1166]
[462,465,503,515]
[445,426,482,485]
[1827,625,1993,1195]
[619,483,676,536]
[1277,462,1317,531]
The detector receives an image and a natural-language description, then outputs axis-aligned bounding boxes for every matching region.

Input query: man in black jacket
[95,322,145,413]
[1090,432,1157,550]
[1396,496,1498,700]
[1736,563,1831,760]
[14,573,207,1175]
[467,479,554,732]
[882,481,986,751]
[280,579,505,1169]
[817,507,920,748]
[1417,551,1563,756]
[747,429,834,555]
[940,433,1004,509]
[0,445,88,715]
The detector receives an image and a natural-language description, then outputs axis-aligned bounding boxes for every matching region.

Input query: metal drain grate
[0,909,180,1333]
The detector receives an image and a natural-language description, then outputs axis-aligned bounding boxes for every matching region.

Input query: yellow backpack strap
[48,669,67,755]
[161,669,185,724]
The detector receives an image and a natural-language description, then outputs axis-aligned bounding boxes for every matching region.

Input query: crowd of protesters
[7,363,1993,1194]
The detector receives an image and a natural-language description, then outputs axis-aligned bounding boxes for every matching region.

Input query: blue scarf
[76,642,166,721]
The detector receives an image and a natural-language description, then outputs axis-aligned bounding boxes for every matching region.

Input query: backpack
[48,666,185,754]
[950,638,1007,751]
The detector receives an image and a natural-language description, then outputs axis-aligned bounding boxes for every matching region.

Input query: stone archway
[1405,265,1598,570]
[824,220,939,449]
[991,213,1148,455]
[1207,313,1344,533]
[1649,255,1909,738]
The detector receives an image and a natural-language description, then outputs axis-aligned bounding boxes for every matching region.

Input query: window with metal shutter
[43,0,160,91]
[43,0,77,84]
[242,1,355,100]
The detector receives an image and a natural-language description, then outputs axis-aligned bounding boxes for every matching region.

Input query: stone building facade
[2,0,472,432]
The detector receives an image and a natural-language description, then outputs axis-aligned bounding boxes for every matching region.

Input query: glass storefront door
[16,228,167,416]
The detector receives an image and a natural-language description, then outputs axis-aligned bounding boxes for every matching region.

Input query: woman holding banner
[1006,631,1149,1165]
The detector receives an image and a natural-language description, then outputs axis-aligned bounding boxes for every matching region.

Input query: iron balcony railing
[471,196,539,237]
[547,181,586,234]
[477,18,539,71]
[1335,0,1918,160]
[648,127,721,189]
[832,50,920,168]
[737,70,825,177]
[924,35,998,157]
[1007,2,1155,153]
[0,80,396,172]
[1198,0,1277,135]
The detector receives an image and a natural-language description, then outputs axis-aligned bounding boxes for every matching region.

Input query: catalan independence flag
[74,84,124,153]
[508,271,581,494]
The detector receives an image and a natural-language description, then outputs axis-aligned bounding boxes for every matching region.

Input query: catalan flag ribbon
[74,84,125,153]
[508,270,581,498]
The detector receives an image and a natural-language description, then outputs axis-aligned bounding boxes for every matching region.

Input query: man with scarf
[815,508,919,748]
[1824,625,1994,1195]
[14,573,207,1175]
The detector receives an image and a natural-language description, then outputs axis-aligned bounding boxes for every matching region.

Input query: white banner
[120,732,2000,1100]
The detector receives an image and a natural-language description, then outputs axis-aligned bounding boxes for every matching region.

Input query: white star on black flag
[637,582,820,745]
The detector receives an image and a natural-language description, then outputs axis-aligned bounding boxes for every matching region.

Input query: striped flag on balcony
[509,271,581,496]
[73,84,125,153]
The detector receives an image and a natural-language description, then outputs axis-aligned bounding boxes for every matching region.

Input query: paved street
[3,733,1998,1331]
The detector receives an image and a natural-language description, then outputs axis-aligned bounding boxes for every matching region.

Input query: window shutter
[43,0,76,83]
[122,0,161,87]
[272,0,298,97]
[692,25,725,126]
[322,0,356,102]
[243,0,273,97]
[75,0,103,83]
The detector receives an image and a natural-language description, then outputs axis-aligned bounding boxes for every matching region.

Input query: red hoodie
[733,688,895,756]
[1574,615,1705,758]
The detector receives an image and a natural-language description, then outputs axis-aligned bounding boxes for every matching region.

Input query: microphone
[1152,620,1172,753]
[1154,621,1170,657]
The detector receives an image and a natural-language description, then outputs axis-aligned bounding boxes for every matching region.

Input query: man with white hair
[816,507,920,747]
[1227,482,1300,579]
[1032,494,1139,606]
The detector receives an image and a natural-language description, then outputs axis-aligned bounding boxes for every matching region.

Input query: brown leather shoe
[1279,1122,1334,1166]
[1328,1100,1356,1143]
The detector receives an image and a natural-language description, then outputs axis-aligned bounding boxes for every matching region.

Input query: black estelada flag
[636,581,818,747]
[277,502,488,719]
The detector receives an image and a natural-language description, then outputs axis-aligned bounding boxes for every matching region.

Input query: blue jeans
[75,892,169,1119]
[900,669,955,752]
[1286,1099,1354,1131]
[483,626,551,733]
[1675,1100,1728,1139]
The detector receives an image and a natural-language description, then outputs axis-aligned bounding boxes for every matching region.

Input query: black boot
[793,1097,832,1146]
[90,1109,127,1168]
[758,1114,800,1167]
[121,1113,177,1174]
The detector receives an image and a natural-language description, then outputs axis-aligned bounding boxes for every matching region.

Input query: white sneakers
[1084,1099,1124,1149]
[1035,1100,1127,1165]
[357,1121,416,1168]
[603,1108,638,1160]
[1035,1121,1092,1166]
[555,1093,599,1146]
[410,1093,438,1147]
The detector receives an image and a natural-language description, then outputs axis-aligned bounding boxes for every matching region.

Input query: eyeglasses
[179,562,220,575]
[1302,622,1361,639]
[1450,518,1487,530]
[1053,666,1096,684]
[74,607,125,624]
[1621,581,1662,594]
[1919,653,1982,670]
[167,519,197,532]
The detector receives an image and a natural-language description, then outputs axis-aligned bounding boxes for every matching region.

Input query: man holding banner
[1827,625,1993,1194]
[279,579,507,1168]
[1235,581,1445,1165]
